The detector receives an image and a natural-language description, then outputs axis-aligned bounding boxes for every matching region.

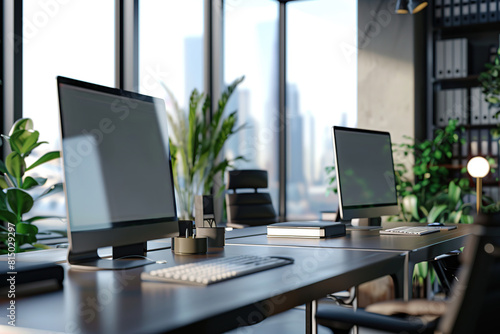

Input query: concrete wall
[357,0,416,145]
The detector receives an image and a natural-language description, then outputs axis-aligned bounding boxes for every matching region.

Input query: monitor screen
[332,126,399,220]
[58,76,178,269]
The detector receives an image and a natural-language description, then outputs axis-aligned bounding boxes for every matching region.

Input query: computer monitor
[57,76,179,269]
[331,126,399,224]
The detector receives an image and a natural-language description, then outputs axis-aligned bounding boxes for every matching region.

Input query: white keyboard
[141,254,294,286]
[379,226,441,236]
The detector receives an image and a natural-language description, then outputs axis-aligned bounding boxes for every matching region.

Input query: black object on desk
[0,261,64,290]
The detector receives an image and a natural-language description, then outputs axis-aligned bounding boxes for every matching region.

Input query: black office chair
[225,169,278,228]
[315,213,500,334]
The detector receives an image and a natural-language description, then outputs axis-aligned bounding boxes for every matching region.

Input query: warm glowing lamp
[467,156,490,213]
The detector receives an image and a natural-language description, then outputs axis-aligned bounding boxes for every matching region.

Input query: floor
[223,306,389,334]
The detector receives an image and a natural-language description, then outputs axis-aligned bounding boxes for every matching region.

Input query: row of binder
[452,129,498,157]
[469,129,499,156]
[435,0,500,27]
[436,89,467,126]
[471,87,500,125]
[436,88,500,127]
[435,38,468,79]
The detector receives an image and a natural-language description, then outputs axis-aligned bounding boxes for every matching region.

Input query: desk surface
[227,223,472,257]
[228,223,473,300]
[0,245,403,334]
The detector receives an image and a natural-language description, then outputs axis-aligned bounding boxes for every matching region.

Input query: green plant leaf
[427,204,447,223]
[0,160,8,174]
[26,151,60,171]
[5,152,25,182]
[402,194,419,220]
[25,215,65,223]
[20,130,40,154]
[35,183,63,200]
[15,222,38,244]
[9,118,33,135]
[0,176,9,190]
[9,130,32,154]
[21,176,45,190]
[6,188,34,217]
[0,209,18,224]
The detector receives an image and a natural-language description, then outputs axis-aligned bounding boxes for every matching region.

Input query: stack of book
[267,221,346,238]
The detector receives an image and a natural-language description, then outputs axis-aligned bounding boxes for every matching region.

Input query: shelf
[433,75,480,89]
[435,21,500,38]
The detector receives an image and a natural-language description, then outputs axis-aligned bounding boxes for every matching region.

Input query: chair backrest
[225,170,277,228]
[438,213,500,334]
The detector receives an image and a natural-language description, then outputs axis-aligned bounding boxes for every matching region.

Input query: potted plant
[0,118,63,253]
[391,119,474,224]
[164,77,246,219]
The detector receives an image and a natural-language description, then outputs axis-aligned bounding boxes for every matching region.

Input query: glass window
[224,0,280,212]
[286,0,357,219]
[23,0,115,218]
[139,0,204,110]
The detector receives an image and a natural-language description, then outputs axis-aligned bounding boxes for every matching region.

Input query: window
[286,0,357,219]
[224,0,280,211]
[23,0,115,217]
[139,0,204,110]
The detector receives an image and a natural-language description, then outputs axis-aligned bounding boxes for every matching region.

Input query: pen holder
[196,227,225,248]
[172,237,208,255]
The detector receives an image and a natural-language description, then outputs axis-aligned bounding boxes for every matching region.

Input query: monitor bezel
[332,126,399,220]
[57,76,179,257]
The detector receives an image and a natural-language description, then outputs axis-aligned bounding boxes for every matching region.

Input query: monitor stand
[68,242,151,270]
[342,217,383,230]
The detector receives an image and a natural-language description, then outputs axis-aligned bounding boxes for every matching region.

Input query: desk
[227,223,473,300]
[0,245,403,334]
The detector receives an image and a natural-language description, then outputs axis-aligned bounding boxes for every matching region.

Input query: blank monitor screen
[57,76,178,266]
[332,126,399,220]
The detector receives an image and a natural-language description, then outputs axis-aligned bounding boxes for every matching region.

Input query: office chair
[315,213,500,334]
[225,170,278,228]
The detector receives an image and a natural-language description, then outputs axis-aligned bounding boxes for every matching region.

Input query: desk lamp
[467,156,490,213]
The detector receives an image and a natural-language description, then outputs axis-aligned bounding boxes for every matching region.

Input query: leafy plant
[325,165,337,196]
[0,118,62,253]
[391,119,474,224]
[164,77,246,219]
[479,47,500,137]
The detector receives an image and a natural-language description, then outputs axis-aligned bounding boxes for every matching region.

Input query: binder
[461,132,468,157]
[470,129,479,155]
[461,38,468,77]
[453,39,462,78]
[445,40,454,78]
[479,0,488,23]
[454,89,464,124]
[435,0,444,26]
[446,89,455,124]
[453,0,462,25]
[462,0,471,24]
[470,0,479,23]
[436,40,446,79]
[461,88,468,124]
[471,87,482,125]
[480,128,490,154]
[489,98,499,124]
[492,136,499,156]
[480,91,491,124]
[489,0,498,21]
[444,0,453,26]
[437,90,448,126]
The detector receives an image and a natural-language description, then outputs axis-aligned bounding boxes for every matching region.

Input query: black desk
[0,245,404,334]
[227,223,473,300]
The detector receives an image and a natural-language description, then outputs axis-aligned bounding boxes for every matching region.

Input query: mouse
[428,222,444,226]
[156,260,167,264]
